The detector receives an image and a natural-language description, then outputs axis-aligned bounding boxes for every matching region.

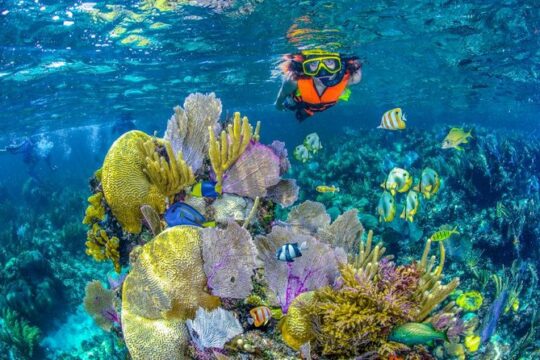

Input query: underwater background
[0,0,539,359]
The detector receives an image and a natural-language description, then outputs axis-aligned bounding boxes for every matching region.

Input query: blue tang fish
[164,202,215,228]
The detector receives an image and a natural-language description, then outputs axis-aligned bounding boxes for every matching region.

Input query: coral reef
[0,309,41,359]
[85,223,121,273]
[186,307,243,350]
[83,280,119,332]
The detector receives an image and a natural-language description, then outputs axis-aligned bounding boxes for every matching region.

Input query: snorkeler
[275,49,362,121]
[0,136,56,179]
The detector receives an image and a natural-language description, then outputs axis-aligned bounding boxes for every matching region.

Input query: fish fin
[424,193,431,200]
[335,187,340,192]
[390,189,396,196]
[467,130,473,138]
[400,209,405,219]
[455,146,464,151]
[247,317,254,325]
[413,185,419,192]
[380,182,385,189]
[300,241,308,250]
[377,125,383,129]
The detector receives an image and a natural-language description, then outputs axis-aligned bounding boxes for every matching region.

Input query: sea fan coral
[164,93,222,173]
[269,140,291,174]
[140,204,162,236]
[201,221,258,299]
[317,208,364,252]
[267,179,299,208]
[83,280,119,332]
[186,307,243,350]
[256,226,340,313]
[287,200,331,234]
[222,142,281,199]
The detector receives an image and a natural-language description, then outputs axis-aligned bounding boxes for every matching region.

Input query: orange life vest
[293,72,350,116]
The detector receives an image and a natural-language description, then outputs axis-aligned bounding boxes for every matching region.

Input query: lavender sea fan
[221,142,281,199]
[201,221,258,298]
[257,226,340,313]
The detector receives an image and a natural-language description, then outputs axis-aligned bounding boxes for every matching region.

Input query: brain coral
[122,226,220,360]
[101,130,167,233]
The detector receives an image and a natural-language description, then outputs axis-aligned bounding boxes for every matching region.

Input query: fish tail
[377,125,383,129]
[467,129,473,138]
[335,187,340,192]
[400,209,405,219]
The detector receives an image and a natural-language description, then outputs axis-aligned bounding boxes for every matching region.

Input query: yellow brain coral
[101,131,167,233]
[122,226,220,360]
[279,292,315,350]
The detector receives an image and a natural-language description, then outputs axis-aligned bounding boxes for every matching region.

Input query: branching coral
[164,92,222,173]
[83,280,120,332]
[208,112,255,187]
[0,309,41,358]
[85,223,121,273]
[137,137,195,199]
[281,230,459,357]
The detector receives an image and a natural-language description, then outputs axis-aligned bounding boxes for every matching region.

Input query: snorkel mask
[301,49,342,77]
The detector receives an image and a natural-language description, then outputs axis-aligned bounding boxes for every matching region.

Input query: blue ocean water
[0,1,539,359]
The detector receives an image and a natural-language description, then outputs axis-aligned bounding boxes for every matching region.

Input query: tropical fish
[429,226,459,242]
[388,322,448,346]
[164,202,215,228]
[381,167,413,195]
[400,190,420,222]
[304,132,322,153]
[191,180,222,198]
[414,167,440,199]
[293,144,311,163]
[276,242,308,262]
[377,191,396,223]
[378,108,406,130]
[316,185,340,193]
[248,306,272,327]
[441,128,473,150]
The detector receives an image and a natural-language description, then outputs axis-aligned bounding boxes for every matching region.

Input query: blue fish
[191,180,222,198]
[164,202,215,228]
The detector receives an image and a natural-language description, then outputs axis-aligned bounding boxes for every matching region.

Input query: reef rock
[211,194,251,223]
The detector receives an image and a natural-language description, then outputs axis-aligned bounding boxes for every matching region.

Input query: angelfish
[400,190,420,222]
[377,191,396,223]
[276,242,308,262]
[191,180,222,198]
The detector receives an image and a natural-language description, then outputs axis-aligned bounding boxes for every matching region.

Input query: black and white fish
[276,242,308,262]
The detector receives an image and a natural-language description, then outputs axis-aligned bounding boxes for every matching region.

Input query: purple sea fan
[267,179,299,208]
[201,221,258,299]
[269,140,291,175]
[256,226,340,313]
[222,142,281,199]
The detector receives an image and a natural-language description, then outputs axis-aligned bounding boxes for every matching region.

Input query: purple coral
[257,226,340,313]
[201,221,258,298]
[269,140,291,175]
[222,142,281,199]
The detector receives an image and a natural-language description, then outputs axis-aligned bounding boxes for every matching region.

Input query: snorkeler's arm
[275,75,298,111]
[346,58,362,85]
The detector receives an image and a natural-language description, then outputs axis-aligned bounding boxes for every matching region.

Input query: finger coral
[208,112,255,187]
[137,136,195,199]
[164,93,222,174]
[186,307,243,350]
[221,142,281,199]
[85,223,121,273]
[101,130,167,233]
[201,221,258,299]
[121,226,220,360]
[83,280,119,332]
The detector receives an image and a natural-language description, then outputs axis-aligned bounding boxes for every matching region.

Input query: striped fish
[248,306,272,327]
[275,242,307,262]
[378,108,407,130]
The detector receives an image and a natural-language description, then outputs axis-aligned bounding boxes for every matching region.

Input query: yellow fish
[414,167,440,199]
[441,128,473,151]
[381,167,413,196]
[377,191,396,223]
[378,108,406,130]
[316,185,340,193]
[400,190,420,222]
[248,306,272,327]
[429,226,459,242]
